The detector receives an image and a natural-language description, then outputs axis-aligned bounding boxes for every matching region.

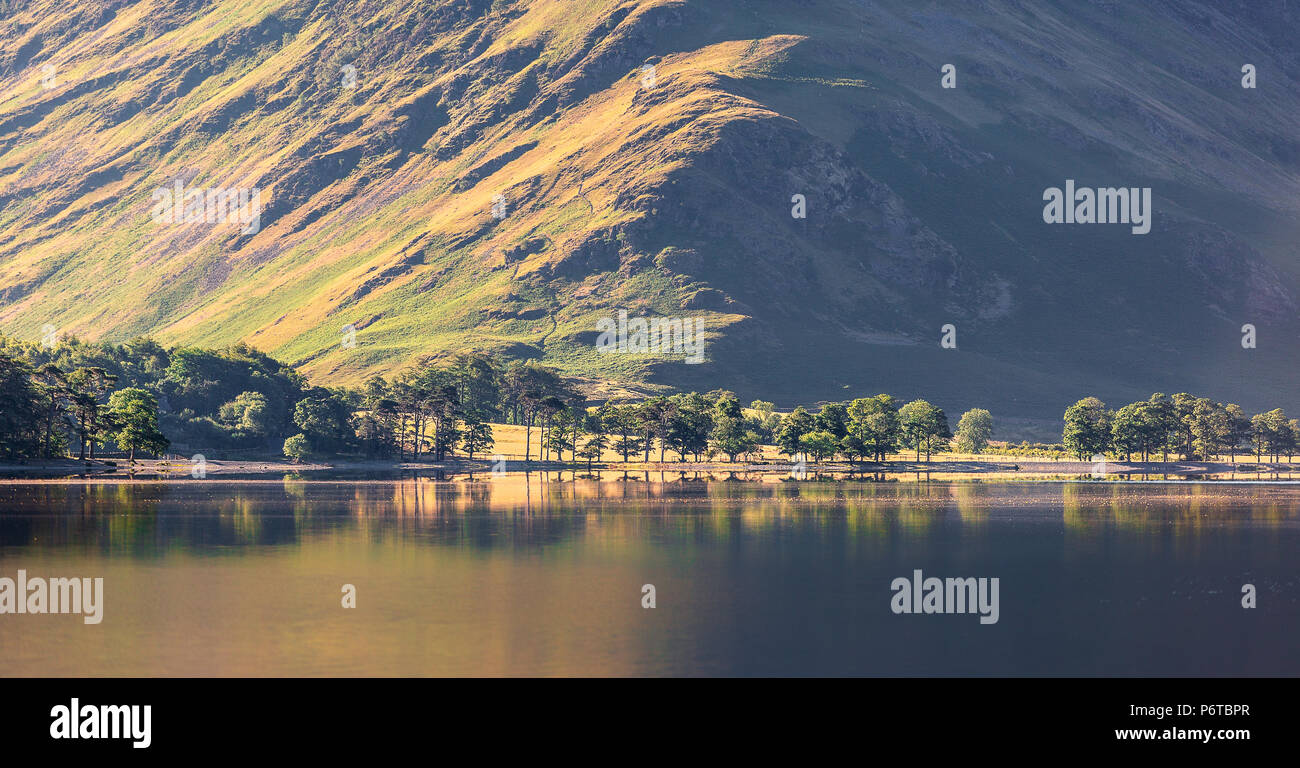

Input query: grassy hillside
[2,0,1298,436]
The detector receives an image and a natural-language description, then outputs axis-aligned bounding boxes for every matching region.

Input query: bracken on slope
[1,0,1298,434]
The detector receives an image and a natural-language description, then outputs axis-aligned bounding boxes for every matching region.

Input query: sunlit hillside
[2,0,1299,432]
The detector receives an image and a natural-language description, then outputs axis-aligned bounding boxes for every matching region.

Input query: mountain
[2,0,1298,437]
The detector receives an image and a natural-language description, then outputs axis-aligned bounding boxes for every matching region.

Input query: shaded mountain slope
[1,0,1298,435]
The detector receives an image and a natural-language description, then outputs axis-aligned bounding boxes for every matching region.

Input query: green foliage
[106,387,169,461]
[0,351,44,459]
[576,433,607,467]
[161,344,302,441]
[16,332,1296,472]
[283,433,312,462]
[293,391,357,454]
[603,403,643,461]
[66,366,119,460]
[665,392,712,461]
[776,406,816,457]
[845,394,900,462]
[814,402,849,440]
[955,408,993,454]
[219,391,273,441]
[984,441,1067,459]
[799,430,839,462]
[1250,408,1294,461]
[898,399,949,462]
[711,413,757,461]
[460,420,494,460]
[1100,393,1256,461]
[450,353,502,422]
[1109,402,1146,460]
[545,408,577,460]
[838,432,868,461]
[1063,397,1111,460]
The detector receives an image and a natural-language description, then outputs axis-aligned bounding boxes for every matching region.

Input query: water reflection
[0,478,1297,676]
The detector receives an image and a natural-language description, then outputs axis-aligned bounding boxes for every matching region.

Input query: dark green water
[0,476,1296,676]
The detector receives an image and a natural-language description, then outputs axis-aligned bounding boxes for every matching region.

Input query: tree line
[1,334,1002,465]
[1062,393,1299,462]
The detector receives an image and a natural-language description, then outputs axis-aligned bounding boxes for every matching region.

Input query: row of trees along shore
[0,336,995,464]
[4,335,1294,466]
[1063,394,1300,463]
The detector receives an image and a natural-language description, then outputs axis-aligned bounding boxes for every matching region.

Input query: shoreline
[1,456,1296,480]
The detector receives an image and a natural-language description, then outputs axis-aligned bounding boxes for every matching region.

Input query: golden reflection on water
[0,475,1297,676]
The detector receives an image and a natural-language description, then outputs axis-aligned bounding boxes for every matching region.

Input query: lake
[1,474,1296,676]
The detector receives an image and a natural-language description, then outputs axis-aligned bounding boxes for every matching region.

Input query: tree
[666,392,713,461]
[537,395,566,461]
[32,363,70,458]
[899,399,949,462]
[66,366,118,460]
[359,375,398,457]
[846,394,900,462]
[814,402,849,440]
[499,360,573,462]
[1110,403,1145,461]
[710,394,755,461]
[1169,393,1201,460]
[283,433,311,462]
[1254,409,1290,462]
[546,407,577,462]
[1250,412,1270,461]
[419,374,462,462]
[1224,404,1251,463]
[607,404,640,462]
[954,408,993,454]
[612,431,644,462]
[924,407,950,461]
[744,400,780,443]
[1143,394,1177,461]
[800,430,839,462]
[0,351,44,458]
[219,391,273,441]
[107,387,169,462]
[1272,417,1298,461]
[1190,399,1230,461]
[460,420,494,461]
[576,433,608,471]
[838,433,867,462]
[636,397,667,462]
[450,353,501,422]
[712,416,758,462]
[159,344,300,439]
[1063,397,1111,460]
[775,406,816,458]
[293,390,357,455]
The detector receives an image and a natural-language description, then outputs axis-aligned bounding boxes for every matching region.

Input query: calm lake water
[1,475,1297,676]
